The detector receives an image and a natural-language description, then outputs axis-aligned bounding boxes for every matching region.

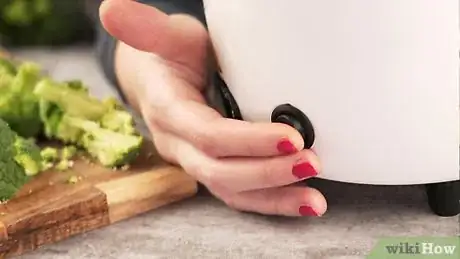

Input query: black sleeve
[94,0,206,103]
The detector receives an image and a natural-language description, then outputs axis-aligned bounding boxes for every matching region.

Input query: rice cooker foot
[271,104,315,149]
[425,180,460,217]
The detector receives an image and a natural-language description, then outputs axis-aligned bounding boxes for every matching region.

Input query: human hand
[99,0,327,217]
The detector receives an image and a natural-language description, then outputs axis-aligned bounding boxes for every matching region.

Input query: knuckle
[191,161,221,191]
[155,104,177,129]
[202,170,219,190]
[144,108,159,128]
[155,146,176,163]
[151,135,177,164]
[239,140,259,157]
[185,160,208,180]
[144,105,171,132]
[190,129,222,158]
[272,188,289,215]
[197,161,236,196]
[259,161,279,187]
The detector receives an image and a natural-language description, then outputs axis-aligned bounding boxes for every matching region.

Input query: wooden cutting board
[0,141,198,258]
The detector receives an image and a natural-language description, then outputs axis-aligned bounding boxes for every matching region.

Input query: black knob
[213,73,243,120]
[271,104,315,149]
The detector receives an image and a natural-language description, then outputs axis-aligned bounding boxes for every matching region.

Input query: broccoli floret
[55,159,73,171]
[0,72,14,89]
[34,77,142,168]
[100,96,136,134]
[100,109,136,135]
[39,103,83,144]
[40,146,58,162]
[65,79,89,93]
[35,79,136,135]
[102,96,123,110]
[54,145,77,172]
[0,62,43,138]
[67,117,143,167]
[61,145,77,160]
[2,0,34,26]
[0,57,17,90]
[34,78,107,121]
[39,145,78,172]
[37,79,90,143]
[41,161,53,171]
[40,146,57,171]
[0,118,43,201]
[67,175,80,184]
[50,114,85,144]
[100,97,136,134]
[0,57,17,76]
[13,136,43,176]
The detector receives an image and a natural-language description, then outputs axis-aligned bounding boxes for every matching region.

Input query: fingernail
[277,138,297,154]
[292,161,317,179]
[299,205,319,216]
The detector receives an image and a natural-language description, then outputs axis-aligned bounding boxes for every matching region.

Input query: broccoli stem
[40,147,58,162]
[65,116,143,167]
[61,145,77,160]
[100,110,136,135]
[0,57,17,75]
[34,78,108,121]
[13,136,43,176]
[10,62,40,93]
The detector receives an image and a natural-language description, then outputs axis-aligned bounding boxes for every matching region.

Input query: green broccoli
[13,136,43,176]
[33,78,142,167]
[67,175,80,184]
[100,97,136,134]
[37,79,91,142]
[100,109,136,135]
[65,79,89,92]
[55,159,73,171]
[67,117,143,168]
[54,145,78,171]
[61,145,77,160]
[39,145,78,172]
[40,146,58,171]
[34,78,108,121]
[35,78,136,135]
[0,71,14,89]
[0,61,43,138]
[0,118,43,201]
[0,57,17,76]
[40,146,58,162]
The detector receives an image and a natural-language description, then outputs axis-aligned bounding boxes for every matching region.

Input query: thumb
[99,0,209,73]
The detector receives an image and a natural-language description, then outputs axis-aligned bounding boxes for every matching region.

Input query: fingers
[223,186,327,217]
[99,0,208,71]
[203,149,320,193]
[147,128,327,217]
[99,0,169,50]
[147,122,318,193]
[149,101,305,158]
[152,131,319,193]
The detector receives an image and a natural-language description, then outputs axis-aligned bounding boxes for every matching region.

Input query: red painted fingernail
[299,205,319,216]
[277,138,297,154]
[292,162,317,179]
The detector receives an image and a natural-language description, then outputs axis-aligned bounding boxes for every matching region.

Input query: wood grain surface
[0,142,198,258]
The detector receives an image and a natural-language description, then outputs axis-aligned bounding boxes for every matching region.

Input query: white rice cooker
[203,0,460,217]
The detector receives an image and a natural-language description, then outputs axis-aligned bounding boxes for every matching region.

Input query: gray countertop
[11,47,459,259]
